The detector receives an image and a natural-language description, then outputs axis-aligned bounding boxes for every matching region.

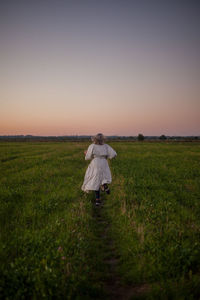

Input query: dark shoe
[106,189,110,195]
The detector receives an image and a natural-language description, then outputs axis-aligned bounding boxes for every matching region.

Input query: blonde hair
[92,133,106,145]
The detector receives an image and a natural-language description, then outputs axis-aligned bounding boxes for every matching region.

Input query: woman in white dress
[81,133,117,205]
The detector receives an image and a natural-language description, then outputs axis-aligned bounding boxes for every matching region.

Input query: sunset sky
[0,0,200,136]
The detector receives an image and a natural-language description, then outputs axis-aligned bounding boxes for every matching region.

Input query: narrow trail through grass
[92,196,150,300]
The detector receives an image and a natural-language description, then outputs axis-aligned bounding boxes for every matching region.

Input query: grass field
[0,141,200,299]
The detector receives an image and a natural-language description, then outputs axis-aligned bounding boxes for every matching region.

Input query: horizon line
[0,134,199,137]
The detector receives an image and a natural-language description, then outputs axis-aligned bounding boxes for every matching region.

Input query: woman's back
[85,143,117,160]
[93,144,108,157]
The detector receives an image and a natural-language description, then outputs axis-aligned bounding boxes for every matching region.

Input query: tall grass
[107,142,200,299]
[0,142,105,299]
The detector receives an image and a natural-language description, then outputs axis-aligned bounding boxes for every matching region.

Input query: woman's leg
[95,189,100,200]
[95,189,100,205]
[103,183,110,194]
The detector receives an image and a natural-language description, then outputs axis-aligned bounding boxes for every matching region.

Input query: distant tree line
[0,134,199,142]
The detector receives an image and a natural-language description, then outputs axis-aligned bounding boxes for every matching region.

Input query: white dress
[81,143,117,192]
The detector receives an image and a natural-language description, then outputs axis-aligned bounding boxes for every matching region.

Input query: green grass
[0,142,200,299]
[107,142,200,299]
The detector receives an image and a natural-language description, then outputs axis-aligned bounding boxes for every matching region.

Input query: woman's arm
[84,144,94,160]
[106,144,117,159]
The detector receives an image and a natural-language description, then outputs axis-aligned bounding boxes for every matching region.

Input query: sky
[0,0,200,136]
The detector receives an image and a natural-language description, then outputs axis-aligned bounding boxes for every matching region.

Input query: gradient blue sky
[0,0,200,136]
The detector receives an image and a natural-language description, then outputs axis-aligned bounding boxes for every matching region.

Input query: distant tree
[159,134,167,140]
[138,133,144,141]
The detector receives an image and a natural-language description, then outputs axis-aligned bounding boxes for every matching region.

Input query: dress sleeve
[85,144,94,160]
[106,144,117,159]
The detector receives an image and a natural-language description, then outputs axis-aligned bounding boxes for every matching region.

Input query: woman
[81,133,117,205]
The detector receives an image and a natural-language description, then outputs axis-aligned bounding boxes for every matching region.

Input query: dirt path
[93,201,150,300]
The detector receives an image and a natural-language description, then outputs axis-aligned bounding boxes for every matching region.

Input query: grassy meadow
[0,141,200,299]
